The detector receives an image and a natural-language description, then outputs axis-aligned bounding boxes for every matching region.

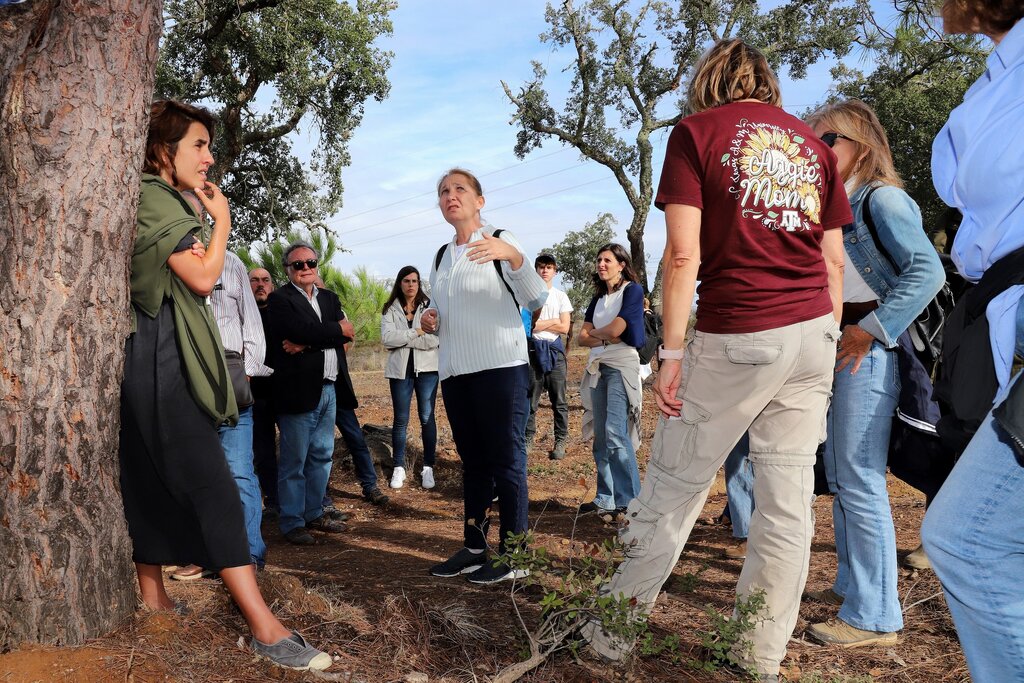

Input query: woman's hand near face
[467,232,523,270]
[192,181,230,226]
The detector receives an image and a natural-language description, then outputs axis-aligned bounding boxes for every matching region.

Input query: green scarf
[130,173,238,427]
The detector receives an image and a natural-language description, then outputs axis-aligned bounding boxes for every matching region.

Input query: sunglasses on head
[820,132,853,148]
[287,259,318,271]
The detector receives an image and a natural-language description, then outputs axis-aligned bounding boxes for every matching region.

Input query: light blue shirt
[932,20,1024,391]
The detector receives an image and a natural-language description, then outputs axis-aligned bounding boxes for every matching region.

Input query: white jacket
[381,300,440,379]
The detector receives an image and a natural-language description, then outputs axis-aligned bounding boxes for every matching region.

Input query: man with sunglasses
[265,242,356,545]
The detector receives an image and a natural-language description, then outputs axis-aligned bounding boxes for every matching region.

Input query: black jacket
[265,284,356,415]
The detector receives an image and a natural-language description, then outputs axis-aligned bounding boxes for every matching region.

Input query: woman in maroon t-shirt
[583,39,850,679]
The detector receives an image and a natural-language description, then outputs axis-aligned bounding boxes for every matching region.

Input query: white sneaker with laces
[389,466,406,489]
[421,466,435,490]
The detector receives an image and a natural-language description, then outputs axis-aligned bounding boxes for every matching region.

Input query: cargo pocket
[725,343,782,365]
[620,500,660,559]
[650,400,711,474]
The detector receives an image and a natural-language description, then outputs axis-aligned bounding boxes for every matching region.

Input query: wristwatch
[657,344,684,361]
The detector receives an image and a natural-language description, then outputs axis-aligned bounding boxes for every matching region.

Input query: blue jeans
[335,407,379,493]
[922,307,1024,682]
[591,366,641,510]
[825,341,902,633]
[277,384,336,535]
[389,371,439,468]
[218,406,266,567]
[725,434,754,539]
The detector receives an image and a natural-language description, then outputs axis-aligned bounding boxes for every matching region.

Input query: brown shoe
[806,618,898,648]
[307,514,348,533]
[804,587,844,606]
[170,564,215,581]
[902,544,931,570]
[723,540,747,559]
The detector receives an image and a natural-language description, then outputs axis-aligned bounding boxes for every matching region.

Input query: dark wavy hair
[143,100,216,187]
[942,0,1024,35]
[383,265,429,314]
[591,243,639,295]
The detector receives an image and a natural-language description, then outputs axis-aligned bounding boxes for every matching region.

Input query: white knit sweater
[428,226,549,380]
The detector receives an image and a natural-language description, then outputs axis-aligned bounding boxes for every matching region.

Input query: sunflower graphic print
[726,119,824,232]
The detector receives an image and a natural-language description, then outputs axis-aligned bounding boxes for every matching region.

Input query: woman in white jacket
[381,266,440,489]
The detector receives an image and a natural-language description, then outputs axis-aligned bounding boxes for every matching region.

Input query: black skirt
[118,299,250,570]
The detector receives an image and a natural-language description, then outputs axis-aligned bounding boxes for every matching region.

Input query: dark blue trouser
[335,407,379,494]
[389,371,439,468]
[441,364,530,553]
[252,396,278,508]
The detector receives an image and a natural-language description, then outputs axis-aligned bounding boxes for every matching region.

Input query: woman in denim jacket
[804,100,945,648]
[381,265,440,490]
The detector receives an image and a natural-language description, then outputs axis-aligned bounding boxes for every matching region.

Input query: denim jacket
[842,183,945,348]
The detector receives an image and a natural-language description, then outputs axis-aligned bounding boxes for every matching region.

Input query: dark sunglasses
[820,132,853,148]
[287,259,318,271]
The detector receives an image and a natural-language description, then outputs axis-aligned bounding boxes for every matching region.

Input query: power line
[326,146,577,226]
[345,173,618,250]
[335,161,594,238]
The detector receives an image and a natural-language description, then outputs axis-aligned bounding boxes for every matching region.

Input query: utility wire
[326,146,576,225]
[346,173,618,249]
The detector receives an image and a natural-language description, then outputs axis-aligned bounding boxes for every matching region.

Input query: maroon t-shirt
[655,101,852,334]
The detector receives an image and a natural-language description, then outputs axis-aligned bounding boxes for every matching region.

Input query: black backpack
[637,309,662,365]
[861,187,959,370]
[434,228,520,308]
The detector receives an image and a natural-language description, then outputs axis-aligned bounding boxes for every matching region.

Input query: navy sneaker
[429,548,486,577]
[466,559,529,585]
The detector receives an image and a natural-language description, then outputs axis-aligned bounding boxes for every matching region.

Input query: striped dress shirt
[429,226,549,381]
[210,251,273,378]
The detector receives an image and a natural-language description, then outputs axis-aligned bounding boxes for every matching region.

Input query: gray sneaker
[251,630,332,671]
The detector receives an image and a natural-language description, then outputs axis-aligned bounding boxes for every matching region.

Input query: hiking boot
[429,547,486,577]
[321,504,350,523]
[307,514,347,533]
[389,466,406,489]
[804,587,844,606]
[549,441,566,460]
[723,540,747,559]
[806,618,899,648]
[251,630,332,671]
[578,501,613,515]
[466,559,529,585]
[170,564,215,581]
[283,528,315,545]
[902,544,931,570]
[363,487,389,506]
[421,466,435,490]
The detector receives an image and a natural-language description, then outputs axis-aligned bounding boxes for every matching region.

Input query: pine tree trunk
[0,0,162,649]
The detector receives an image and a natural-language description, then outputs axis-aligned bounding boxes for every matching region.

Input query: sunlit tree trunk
[0,0,162,649]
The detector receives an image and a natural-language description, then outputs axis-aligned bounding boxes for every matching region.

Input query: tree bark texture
[0,0,162,650]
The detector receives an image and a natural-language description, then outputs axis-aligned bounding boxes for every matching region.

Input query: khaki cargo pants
[584,313,840,675]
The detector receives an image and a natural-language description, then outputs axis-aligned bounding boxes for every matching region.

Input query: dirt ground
[1,349,968,683]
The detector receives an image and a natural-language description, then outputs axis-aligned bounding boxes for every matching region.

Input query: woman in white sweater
[381,265,440,490]
[421,167,548,585]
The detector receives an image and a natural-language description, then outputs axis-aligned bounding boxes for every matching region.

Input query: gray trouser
[584,314,839,675]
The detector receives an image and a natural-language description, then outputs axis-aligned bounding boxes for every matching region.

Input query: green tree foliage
[238,229,390,343]
[503,0,861,294]
[545,212,616,313]
[830,3,987,245]
[157,0,395,245]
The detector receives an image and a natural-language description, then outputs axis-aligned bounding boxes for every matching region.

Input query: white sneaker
[389,466,406,489]
[421,466,435,490]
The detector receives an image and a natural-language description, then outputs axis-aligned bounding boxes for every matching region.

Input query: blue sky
[296,1,894,288]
